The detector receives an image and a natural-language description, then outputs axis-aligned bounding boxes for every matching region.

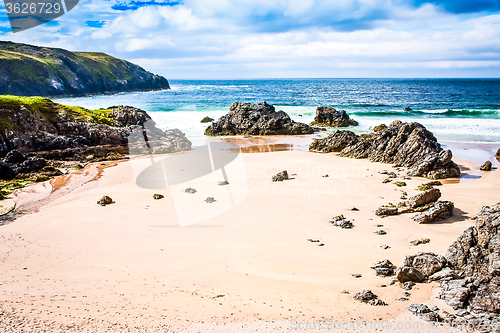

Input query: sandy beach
[1,138,499,332]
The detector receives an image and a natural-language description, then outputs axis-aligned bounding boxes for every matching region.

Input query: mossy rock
[201,116,214,123]
[394,181,407,187]
[373,124,387,132]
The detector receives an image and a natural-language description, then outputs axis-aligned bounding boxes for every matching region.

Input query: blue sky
[1,0,500,78]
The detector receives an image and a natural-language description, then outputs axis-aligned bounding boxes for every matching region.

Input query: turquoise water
[55,79,500,143]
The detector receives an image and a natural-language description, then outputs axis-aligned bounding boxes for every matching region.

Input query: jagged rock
[370,259,396,277]
[375,206,398,217]
[309,107,358,127]
[396,267,426,283]
[496,149,500,161]
[394,181,407,187]
[0,100,192,179]
[404,107,413,111]
[353,290,387,306]
[407,303,441,322]
[373,124,387,132]
[309,130,359,153]
[480,161,492,171]
[331,219,354,229]
[408,188,441,208]
[402,252,446,277]
[205,102,314,136]
[414,203,500,321]
[201,116,214,123]
[309,121,460,179]
[205,197,216,203]
[413,201,454,224]
[402,281,416,290]
[272,170,290,182]
[153,194,164,200]
[97,196,113,206]
[374,229,387,235]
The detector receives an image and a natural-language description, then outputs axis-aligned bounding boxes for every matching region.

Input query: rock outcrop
[0,97,191,180]
[204,102,314,136]
[401,203,500,326]
[480,161,492,171]
[309,121,461,179]
[310,107,358,127]
[0,41,170,97]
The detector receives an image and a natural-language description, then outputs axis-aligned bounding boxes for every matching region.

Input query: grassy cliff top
[0,95,116,128]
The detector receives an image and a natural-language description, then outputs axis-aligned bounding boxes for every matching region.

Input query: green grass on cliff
[0,95,116,128]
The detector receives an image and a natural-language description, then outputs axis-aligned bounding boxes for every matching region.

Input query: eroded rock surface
[310,107,358,127]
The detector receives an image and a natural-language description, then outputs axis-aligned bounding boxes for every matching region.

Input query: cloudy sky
[1,0,500,78]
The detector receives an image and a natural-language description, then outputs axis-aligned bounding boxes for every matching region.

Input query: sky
[1,0,500,79]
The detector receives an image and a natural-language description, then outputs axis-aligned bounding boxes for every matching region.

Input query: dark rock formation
[97,196,113,206]
[496,149,500,161]
[402,204,500,325]
[410,238,431,246]
[370,259,396,277]
[0,41,170,97]
[309,121,461,179]
[413,201,454,224]
[407,304,441,322]
[330,215,354,229]
[0,98,191,180]
[201,116,214,123]
[205,102,314,136]
[153,194,164,200]
[404,107,413,111]
[272,170,290,182]
[397,267,426,283]
[309,107,358,127]
[353,290,387,306]
[480,161,492,171]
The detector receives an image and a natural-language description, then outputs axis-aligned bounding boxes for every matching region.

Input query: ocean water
[54,79,500,144]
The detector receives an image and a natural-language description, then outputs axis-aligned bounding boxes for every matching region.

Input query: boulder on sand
[310,107,358,127]
[204,102,314,136]
[309,121,461,179]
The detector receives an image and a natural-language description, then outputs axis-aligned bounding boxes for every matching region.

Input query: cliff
[0,41,170,97]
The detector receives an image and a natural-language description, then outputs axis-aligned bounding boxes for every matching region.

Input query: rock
[205,197,216,203]
[380,245,391,250]
[272,170,289,182]
[353,290,387,306]
[97,196,113,206]
[201,116,214,123]
[404,107,413,111]
[413,201,454,224]
[480,161,492,171]
[382,178,392,184]
[373,124,387,132]
[218,181,230,186]
[375,206,398,217]
[394,181,407,187]
[0,161,15,180]
[370,260,396,277]
[496,149,500,161]
[331,219,354,229]
[205,102,314,136]
[309,107,358,127]
[374,230,387,235]
[0,100,192,180]
[410,238,431,246]
[407,303,441,322]
[417,181,442,191]
[3,150,26,164]
[401,252,446,277]
[309,121,460,179]
[402,281,416,290]
[438,203,500,314]
[309,130,359,153]
[352,273,362,278]
[322,174,329,178]
[396,267,426,283]
[185,188,197,194]
[428,268,456,281]
[407,188,441,208]
[153,194,164,200]
[350,207,359,211]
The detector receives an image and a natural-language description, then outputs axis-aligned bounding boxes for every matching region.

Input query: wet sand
[0,140,499,332]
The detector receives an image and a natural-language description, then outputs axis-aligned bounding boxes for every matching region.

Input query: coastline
[1,137,498,332]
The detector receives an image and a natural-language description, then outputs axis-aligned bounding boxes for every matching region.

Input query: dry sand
[1,142,499,332]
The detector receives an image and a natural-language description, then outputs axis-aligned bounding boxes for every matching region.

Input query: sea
[54,79,500,149]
